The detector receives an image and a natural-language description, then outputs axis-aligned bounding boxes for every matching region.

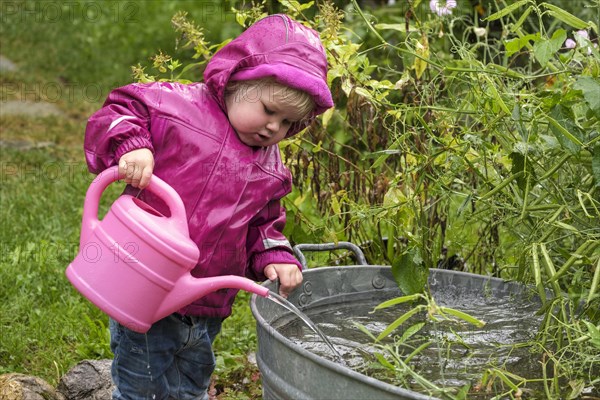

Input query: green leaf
[279,0,314,14]
[373,352,395,370]
[547,105,584,153]
[321,107,334,128]
[485,0,529,21]
[331,192,341,214]
[413,35,429,80]
[478,171,525,201]
[399,322,425,343]
[486,78,511,114]
[589,255,600,304]
[542,3,589,29]
[491,369,520,391]
[574,77,600,115]
[404,341,431,364]
[355,87,374,101]
[504,33,538,56]
[178,61,206,77]
[235,13,247,27]
[370,152,392,170]
[391,249,428,295]
[582,320,600,348]
[376,306,424,341]
[353,322,378,341]
[554,221,579,232]
[567,380,586,400]
[509,152,531,190]
[374,23,411,32]
[533,29,566,65]
[455,384,472,400]
[511,6,533,33]
[439,306,486,328]
[372,293,424,311]
[593,144,600,187]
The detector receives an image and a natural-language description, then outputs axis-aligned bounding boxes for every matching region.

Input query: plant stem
[349,0,443,70]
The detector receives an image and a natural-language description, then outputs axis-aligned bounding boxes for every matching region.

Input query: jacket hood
[204,14,333,136]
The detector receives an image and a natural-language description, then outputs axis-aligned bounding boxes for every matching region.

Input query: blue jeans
[109,314,222,400]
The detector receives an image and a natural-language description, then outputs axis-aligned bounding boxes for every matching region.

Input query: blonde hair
[225,78,315,121]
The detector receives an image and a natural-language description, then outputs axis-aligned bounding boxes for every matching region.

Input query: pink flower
[430,0,457,16]
[565,30,596,54]
[575,30,589,40]
[565,38,576,49]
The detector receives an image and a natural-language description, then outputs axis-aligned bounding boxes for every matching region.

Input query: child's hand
[264,263,303,298]
[119,148,154,189]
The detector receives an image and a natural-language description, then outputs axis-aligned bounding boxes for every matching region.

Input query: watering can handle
[292,242,368,270]
[80,166,189,246]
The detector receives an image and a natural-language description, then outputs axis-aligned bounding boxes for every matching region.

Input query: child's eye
[263,104,274,115]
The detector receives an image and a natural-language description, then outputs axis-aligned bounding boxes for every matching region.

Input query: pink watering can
[66,166,269,333]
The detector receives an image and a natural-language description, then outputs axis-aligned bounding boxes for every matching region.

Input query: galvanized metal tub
[250,244,539,400]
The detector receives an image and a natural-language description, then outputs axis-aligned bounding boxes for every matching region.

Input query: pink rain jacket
[84,15,333,318]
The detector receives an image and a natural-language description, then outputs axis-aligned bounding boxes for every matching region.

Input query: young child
[84,14,333,400]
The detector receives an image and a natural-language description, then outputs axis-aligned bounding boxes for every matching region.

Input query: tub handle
[293,242,368,270]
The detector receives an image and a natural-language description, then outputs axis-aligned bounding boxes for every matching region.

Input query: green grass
[0,0,242,93]
[0,141,107,382]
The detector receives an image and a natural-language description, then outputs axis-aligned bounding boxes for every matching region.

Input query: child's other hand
[264,263,303,299]
[119,148,154,189]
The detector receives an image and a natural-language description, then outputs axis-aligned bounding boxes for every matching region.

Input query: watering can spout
[155,275,270,322]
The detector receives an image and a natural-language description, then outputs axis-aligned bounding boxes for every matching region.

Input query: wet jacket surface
[84,14,333,317]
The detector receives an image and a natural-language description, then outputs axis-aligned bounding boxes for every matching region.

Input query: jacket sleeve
[246,198,302,281]
[84,83,156,173]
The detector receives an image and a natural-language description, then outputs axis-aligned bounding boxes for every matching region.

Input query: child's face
[226,83,305,147]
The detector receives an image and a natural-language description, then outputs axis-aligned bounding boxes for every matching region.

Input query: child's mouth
[256,132,270,141]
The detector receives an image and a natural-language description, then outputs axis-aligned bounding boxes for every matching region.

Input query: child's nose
[266,119,280,133]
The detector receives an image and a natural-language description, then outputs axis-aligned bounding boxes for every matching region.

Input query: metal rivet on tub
[298,293,308,306]
[372,274,386,289]
[303,280,313,295]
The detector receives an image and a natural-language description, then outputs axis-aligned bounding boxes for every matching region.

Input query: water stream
[267,291,344,363]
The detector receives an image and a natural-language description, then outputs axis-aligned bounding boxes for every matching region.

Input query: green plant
[75,315,112,359]
[131,0,599,394]
[354,292,485,399]
[0,144,110,383]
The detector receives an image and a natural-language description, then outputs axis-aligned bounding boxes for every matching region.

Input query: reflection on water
[274,287,546,396]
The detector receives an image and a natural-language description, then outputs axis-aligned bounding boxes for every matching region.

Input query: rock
[56,360,113,400]
[247,351,257,366]
[0,373,65,400]
[0,140,55,150]
[0,55,17,72]
[0,101,63,118]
